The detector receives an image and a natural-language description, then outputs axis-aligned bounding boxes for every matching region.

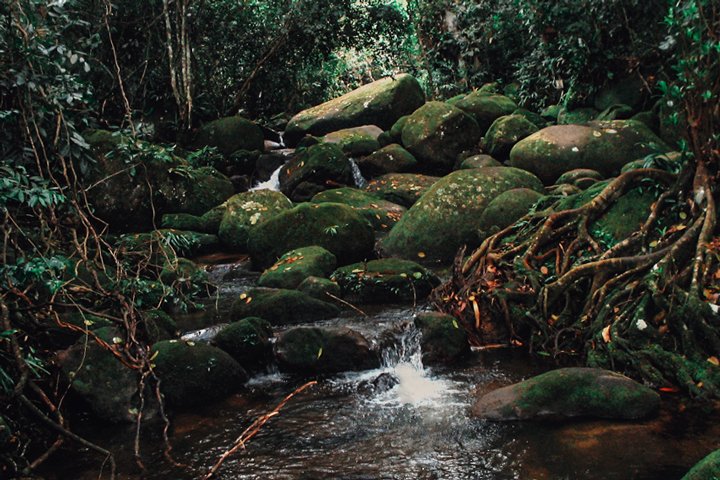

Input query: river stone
[414,312,470,365]
[365,173,440,208]
[230,288,340,325]
[477,188,544,237]
[276,326,379,375]
[331,258,440,304]
[400,101,481,173]
[285,74,425,145]
[192,115,264,155]
[258,246,337,289]
[381,167,544,262]
[212,317,273,372]
[556,168,604,186]
[311,188,406,231]
[454,93,518,135]
[681,449,720,480]
[297,276,342,300]
[218,190,293,251]
[471,367,660,421]
[389,115,409,143]
[357,144,417,178]
[247,202,375,270]
[557,107,599,125]
[152,340,247,407]
[508,120,673,184]
[482,114,539,160]
[458,154,502,170]
[322,125,383,156]
[279,143,353,202]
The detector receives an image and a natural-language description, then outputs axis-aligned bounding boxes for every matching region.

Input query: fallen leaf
[708,356,720,366]
[540,266,549,275]
[602,325,612,343]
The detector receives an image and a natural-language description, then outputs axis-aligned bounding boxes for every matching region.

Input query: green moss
[297,276,342,300]
[454,93,518,134]
[217,190,292,251]
[389,115,409,142]
[230,288,340,325]
[682,450,720,480]
[364,173,440,208]
[311,187,406,231]
[212,317,273,371]
[557,107,599,125]
[258,246,337,289]
[478,188,544,237]
[458,154,502,170]
[357,143,417,177]
[279,143,352,202]
[414,312,470,364]
[322,125,382,156]
[482,114,539,160]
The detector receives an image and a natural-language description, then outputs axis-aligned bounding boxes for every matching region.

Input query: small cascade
[250,163,283,191]
[348,158,368,189]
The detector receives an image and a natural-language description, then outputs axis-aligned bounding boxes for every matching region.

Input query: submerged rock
[192,115,264,155]
[365,173,440,208]
[258,246,337,289]
[681,449,720,480]
[279,143,353,202]
[218,190,293,251]
[414,312,470,365]
[472,367,660,421]
[311,188,406,231]
[212,317,274,372]
[230,288,340,325]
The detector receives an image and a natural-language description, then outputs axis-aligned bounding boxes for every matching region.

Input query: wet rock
[356,144,417,178]
[682,449,720,480]
[311,188,406,231]
[482,114,539,160]
[192,115,264,155]
[247,202,375,270]
[322,125,383,156]
[212,317,274,372]
[142,310,179,343]
[218,190,293,251]
[457,154,502,170]
[513,108,548,129]
[365,173,440,208]
[255,152,288,182]
[159,257,209,294]
[388,115,409,143]
[401,101,481,173]
[279,143,353,202]
[285,74,425,145]
[331,258,440,304]
[414,312,470,365]
[358,372,399,395]
[161,212,217,234]
[381,167,544,262]
[555,168,604,186]
[297,276,342,300]
[230,288,340,325]
[152,340,247,407]
[508,120,672,184]
[258,246,337,289]
[477,188,544,237]
[471,367,660,421]
[557,108,599,125]
[276,326,379,375]
[454,93,518,135]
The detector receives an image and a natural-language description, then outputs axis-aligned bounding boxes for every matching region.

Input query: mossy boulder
[381,167,544,262]
[247,202,375,269]
[365,173,440,208]
[400,101,481,173]
[192,115,264,155]
[230,288,340,325]
[458,154,502,170]
[596,103,635,121]
[477,188,543,237]
[142,310,179,343]
[471,367,660,421]
[218,190,292,251]
[331,258,440,304]
[414,312,470,365]
[482,114,539,160]
[285,74,425,145]
[258,246,337,289]
[322,125,383,156]
[454,93,518,135]
[276,326,379,375]
[311,187,406,231]
[513,108,548,129]
[297,276,342,300]
[508,120,673,184]
[389,115,409,142]
[161,213,216,234]
[356,144,417,178]
[557,107,599,125]
[682,450,720,480]
[279,143,353,202]
[152,340,247,407]
[556,168,604,186]
[212,317,274,371]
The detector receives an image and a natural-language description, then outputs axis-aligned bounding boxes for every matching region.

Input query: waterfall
[250,164,283,192]
[348,158,368,189]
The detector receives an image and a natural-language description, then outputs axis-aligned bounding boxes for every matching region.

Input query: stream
[49,256,720,480]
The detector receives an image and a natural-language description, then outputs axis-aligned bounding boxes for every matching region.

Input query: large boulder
[471,367,660,421]
[311,188,406,231]
[457,154,502,170]
[477,188,544,237]
[365,173,440,208]
[192,116,264,155]
[682,450,720,480]
[482,114,539,160]
[454,93,518,135]
[212,317,274,372]
[258,246,337,289]
[247,202,375,269]
[508,120,672,184]
[276,326,379,374]
[356,143,417,178]
[400,101,481,173]
[381,167,544,262]
[321,125,383,156]
[230,288,340,325]
[414,312,470,365]
[218,190,293,251]
[279,143,353,202]
[285,74,425,145]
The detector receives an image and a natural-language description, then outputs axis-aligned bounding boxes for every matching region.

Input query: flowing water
[349,158,368,189]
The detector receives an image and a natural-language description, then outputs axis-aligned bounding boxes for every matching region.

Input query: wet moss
[230,288,340,325]
[311,187,406,231]
[258,246,337,289]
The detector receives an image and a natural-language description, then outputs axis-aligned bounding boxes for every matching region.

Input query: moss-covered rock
[389,115,409,143]
[230,288,340,325]
[331,258,440,304]
[364,173,440,208]
[311,188,406,231]
[477,188,543,237]
[276,326,379,374]
[414,312,470,365]
[457,154,502,170]
[161,213,216,234]
[557,107,599,125]
[152,340,247,407]
[482,114,539,160]
[212,317,273,372]
[681,450,720,480]
[279,143,352,202]
[192,116,264,155]
[400,101,481,173]
[471,367,660,421]
[596,103,635,121]
[218,190,292,251]
[297,276,342,300]
[142,310,179,343]
[556,168,604,186]
[454,93,518,135]
[381,167,544,262]
[247,202,375,269]
[356,144,417,178]
[513,108,548,129]
[285,74,425,145]
[540,104,562,121]
[508,120,672,184]
[322,125,383,156]
[258,246,337,289]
